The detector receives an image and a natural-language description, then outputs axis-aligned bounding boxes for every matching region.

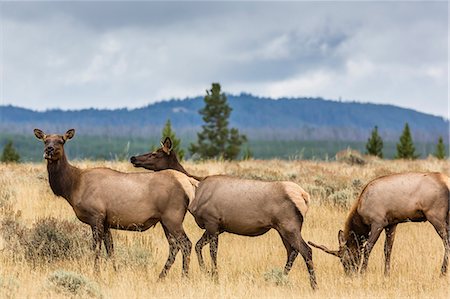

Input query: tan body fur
[71,169,192,231]
[190,176,309,236]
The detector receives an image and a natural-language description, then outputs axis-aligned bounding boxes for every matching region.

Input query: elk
[34,129,197,278]
[130,137,318,289]
[308,172,450,276]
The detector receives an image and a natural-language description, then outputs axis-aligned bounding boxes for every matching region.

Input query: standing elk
[308,172,450,276]
[34,129,197,278]
[130,137,317,289]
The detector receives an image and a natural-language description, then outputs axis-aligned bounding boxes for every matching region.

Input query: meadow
[0,158,449,298]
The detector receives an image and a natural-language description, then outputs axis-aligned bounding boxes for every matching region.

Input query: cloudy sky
[0,1,448,118]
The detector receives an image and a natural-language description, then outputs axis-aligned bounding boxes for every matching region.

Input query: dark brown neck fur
[344,203,370,251]
[168,153,205,181]
[47,154,81,204]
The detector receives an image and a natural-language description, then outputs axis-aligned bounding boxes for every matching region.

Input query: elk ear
[161,137,172,155]
[34,129,46,140]
[308,241,340,257]
[63,129,75,141]
[338,230,346,247]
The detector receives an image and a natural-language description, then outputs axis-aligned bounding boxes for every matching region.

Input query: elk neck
[169,154,204,181]
[46,153,81,205]
[344,205,370,250]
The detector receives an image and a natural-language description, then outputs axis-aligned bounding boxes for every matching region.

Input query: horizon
[2,93,449,121]
[1,1,448,118]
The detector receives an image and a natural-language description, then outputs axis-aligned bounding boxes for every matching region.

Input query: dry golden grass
[1,158,449,298]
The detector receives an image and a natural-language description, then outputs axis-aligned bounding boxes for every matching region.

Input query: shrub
[116,242,154,269]
[47,270,102,298]
[335,148,366,165]
[329,189,353,209]
[24,217,91,263]
[263,268,290,286]
[0,217,27,252]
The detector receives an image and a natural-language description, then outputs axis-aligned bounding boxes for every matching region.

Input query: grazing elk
[130,137,317,289]
[34,129,197,278]
[308,172,450,276]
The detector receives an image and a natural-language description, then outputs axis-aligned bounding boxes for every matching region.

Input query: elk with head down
[308,172,450,276]
[130,137,318,289]
[34,129,197,278]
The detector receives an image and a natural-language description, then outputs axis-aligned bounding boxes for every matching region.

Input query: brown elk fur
[130,137,317,289]
[309,172,450,276]
[34,129,196,278]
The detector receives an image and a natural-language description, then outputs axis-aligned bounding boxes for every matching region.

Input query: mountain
[1,94,448,143]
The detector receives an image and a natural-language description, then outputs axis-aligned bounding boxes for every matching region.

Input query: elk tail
[187,176,199,189]
[282,182,310,218]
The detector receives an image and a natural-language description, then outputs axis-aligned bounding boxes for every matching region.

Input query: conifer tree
[365,126,383,158]
[242,145,254,161]
[189,83,247,160]
[1,140,20,163]
[224,128,247,160]
[162,119,184,160]
[434,136,446,160]
[396,123,419,159]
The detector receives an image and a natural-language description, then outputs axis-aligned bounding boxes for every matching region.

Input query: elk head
[34,128,75,162]
[130,137,175,171]
[308,230,362,275]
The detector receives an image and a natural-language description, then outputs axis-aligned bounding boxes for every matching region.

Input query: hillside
[1,94,448,142]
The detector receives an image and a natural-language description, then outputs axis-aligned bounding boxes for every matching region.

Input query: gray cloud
[1,1,447,118]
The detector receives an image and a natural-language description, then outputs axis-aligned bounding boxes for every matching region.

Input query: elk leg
[91,227,98,251]
[158,224,180,280]
[384,224,397,276]
[298,239,317,290]
[195,231,213,272]
[103,226,117,271]
[178,231,192,277]
[427,215,449,275]
[209,233,219,279]
[92,219,105,271]
[360,225,383,274]
[278,233,298,275]
[278,227,317,290]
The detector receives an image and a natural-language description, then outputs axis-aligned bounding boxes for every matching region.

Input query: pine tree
[224,128,247,160]
[396,123,419,159]
[162,119,184,160]
[365,126,383,158]
[242,146,254,161]
[1,140,20,163]
[434,136,446,160]
[189,83,247,160]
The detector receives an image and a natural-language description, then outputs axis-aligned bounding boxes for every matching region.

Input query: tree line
[366,123,446,160]
[1,83,448,162]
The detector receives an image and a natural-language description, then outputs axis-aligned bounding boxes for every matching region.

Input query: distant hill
[1,94,448,143]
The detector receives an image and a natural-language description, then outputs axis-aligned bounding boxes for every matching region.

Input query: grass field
[1,159,449,298]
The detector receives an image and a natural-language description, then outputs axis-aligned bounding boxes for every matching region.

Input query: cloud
[1,1,447,118]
